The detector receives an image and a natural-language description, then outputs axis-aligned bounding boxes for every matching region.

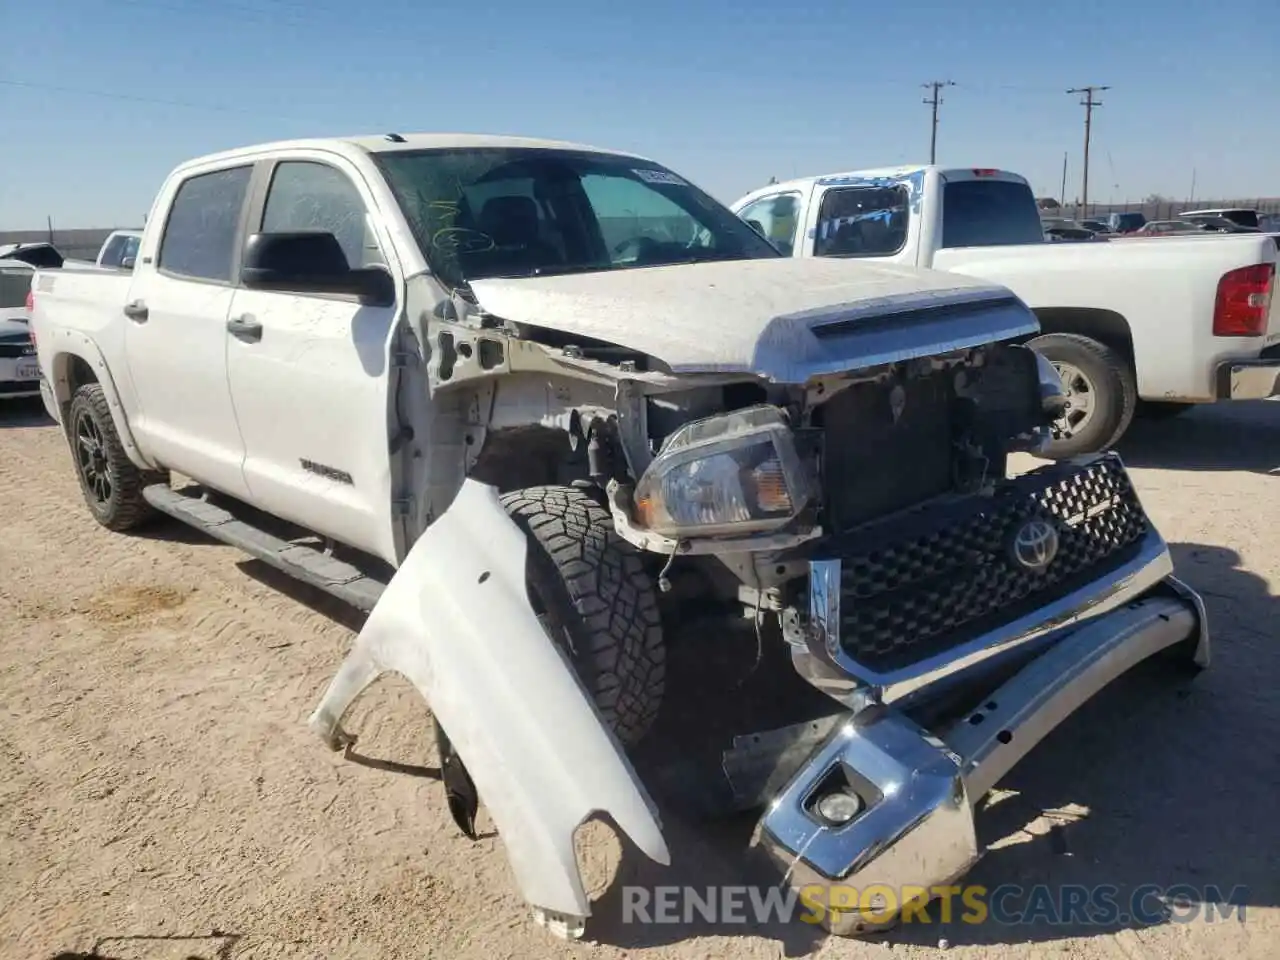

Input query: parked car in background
[1180,208,1261,230]
[95,229,144,270]
[732,165,1280,457]
[1080,219,1113,234]
[1190,216,1261,234]
[0,261,40,399]
[0,241,65,269]
[1041,217,1106,242]
[1105,210,1147,233]
[1134,219,1206,236]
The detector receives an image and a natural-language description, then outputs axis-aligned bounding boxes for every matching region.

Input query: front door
[225,154,401,562]
[122,162,253,499]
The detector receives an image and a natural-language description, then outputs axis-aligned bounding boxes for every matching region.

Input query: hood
[470,257,1038,382]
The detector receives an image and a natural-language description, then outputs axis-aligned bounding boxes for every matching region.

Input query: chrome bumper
[754,583,1207,936]
[1215,357,1280,400]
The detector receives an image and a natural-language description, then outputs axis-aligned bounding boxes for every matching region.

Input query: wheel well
[468,426,587,493]
[1031,308,1135,363]
[57,353,98,418]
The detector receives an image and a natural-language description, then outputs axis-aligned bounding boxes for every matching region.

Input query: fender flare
[47,328,159,470]
[308,479,670,925]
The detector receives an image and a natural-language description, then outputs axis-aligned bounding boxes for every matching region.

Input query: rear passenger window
[261,161,383,269]
[158,166,252,282]
[99,235,125,267]
[814,186,909,257]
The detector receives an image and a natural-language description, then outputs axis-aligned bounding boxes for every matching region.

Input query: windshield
[375,148,780,289]
[940,179,1046,248]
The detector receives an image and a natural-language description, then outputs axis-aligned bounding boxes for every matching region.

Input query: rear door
[122,162,254,498]
[224,152,402,562]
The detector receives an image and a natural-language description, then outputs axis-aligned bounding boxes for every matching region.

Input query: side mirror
[240,231,394,307]
[120,256,136,270]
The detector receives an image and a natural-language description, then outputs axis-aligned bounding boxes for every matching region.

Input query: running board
[141,484,386,612]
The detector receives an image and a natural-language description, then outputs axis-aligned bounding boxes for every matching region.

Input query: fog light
[816,789,862,825]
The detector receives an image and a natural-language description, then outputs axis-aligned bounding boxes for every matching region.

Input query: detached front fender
[308,479,670,929]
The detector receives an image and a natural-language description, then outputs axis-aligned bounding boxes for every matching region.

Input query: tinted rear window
[940,179,1045,248]
[1222,210,1260,229]
[158,166,253,282]
[0,267,33,308]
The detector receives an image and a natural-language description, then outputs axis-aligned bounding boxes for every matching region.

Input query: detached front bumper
[754,578,1207,935]
[1215,356,1280,400]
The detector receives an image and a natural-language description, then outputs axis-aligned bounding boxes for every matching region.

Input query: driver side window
[580,174,707,261]
[736,193,800,256]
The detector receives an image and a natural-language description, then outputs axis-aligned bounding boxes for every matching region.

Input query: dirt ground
[2,397,1278,960]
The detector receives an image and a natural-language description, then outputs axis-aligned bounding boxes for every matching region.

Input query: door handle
[226,314,264,343]
[123,300,149,323]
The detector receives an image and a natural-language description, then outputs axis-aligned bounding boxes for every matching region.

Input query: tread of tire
[500,485,665,746]
[68,383,157,532]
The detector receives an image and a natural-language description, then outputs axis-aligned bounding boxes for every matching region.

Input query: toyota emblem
[1007,517,1060,574]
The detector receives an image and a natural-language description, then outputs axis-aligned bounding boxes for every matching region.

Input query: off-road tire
[67,383,160,532]
[1029,333,1137,458]
[501,485,665,747]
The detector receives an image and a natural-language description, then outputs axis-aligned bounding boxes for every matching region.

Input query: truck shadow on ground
[49,931,240,959]
[0,395,55,428]
[1118,400,1280,473]
[582,542,1278,954]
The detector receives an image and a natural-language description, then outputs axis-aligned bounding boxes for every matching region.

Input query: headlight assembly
[632,405,814,538]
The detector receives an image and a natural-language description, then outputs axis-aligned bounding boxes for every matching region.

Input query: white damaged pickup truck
[29,134,1209,940]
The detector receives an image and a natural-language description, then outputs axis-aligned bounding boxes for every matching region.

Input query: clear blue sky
[4,0,1277,228]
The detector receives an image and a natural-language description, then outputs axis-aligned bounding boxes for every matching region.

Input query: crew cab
[732,166,1280,456]
[28,136,1209,942]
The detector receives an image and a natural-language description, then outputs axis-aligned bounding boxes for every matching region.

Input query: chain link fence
[1045,197,1280,225]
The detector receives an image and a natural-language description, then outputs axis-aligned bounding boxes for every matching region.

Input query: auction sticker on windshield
[634,168,688,186]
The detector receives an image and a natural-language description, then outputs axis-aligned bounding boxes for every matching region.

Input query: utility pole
[1060,152,1068,206]
[1067,85,1108,213]
[922,80,955,164]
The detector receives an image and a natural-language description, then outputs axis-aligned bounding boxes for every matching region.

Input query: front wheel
[500,485,666,747]
[1029,333,1137,458]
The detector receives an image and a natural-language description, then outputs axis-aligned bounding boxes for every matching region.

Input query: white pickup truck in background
[732,166,1280,456]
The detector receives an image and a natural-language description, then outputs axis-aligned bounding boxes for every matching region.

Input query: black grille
[820,454,1150,672]
[819,370,955,533]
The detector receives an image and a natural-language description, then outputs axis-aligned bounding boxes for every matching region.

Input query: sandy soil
[2,397,1278,960]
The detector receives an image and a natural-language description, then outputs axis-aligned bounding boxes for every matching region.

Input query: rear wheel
[1029,333,1137,458]
[500,485,666,746]
[67,383,161,532]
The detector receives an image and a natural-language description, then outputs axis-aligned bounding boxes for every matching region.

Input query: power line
[922,80,956,164]
[1067,85,1109,211]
